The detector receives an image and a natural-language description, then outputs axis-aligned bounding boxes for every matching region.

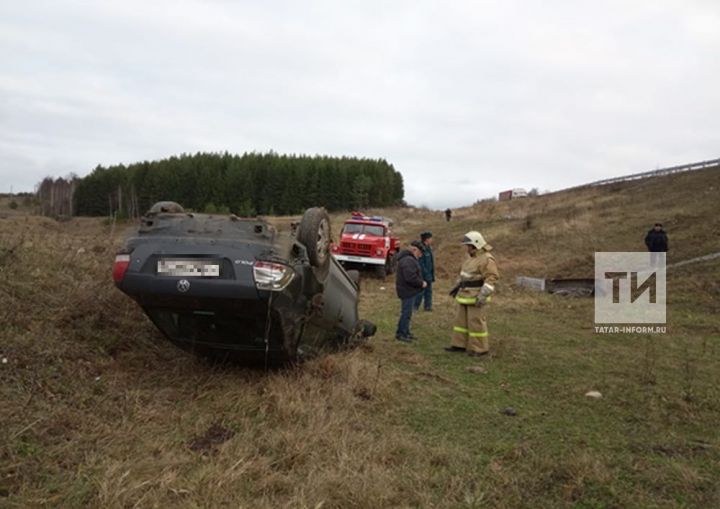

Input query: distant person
[444,208,452,222]
[414,231,435,311]
[445,231,499,357]
[395,241,427,342]
[645,223,668,266]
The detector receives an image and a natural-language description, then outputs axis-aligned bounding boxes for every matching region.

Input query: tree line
[36,177,76,217]
[70,152,405,217]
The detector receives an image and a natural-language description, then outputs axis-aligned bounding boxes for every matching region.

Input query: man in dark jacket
[395,241,426,342]
[645,223,668,267]
[414,231,435,311]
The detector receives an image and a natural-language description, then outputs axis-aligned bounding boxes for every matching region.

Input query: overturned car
[113,202,376,364]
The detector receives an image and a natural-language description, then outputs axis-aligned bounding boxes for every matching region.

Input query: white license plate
[344,256,364,262]
[157,259,221,277]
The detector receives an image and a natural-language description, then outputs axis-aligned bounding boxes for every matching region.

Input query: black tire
[375,265,387,279]
[385,253,397,275]
[359,320,377,338]
[297,207,331,275]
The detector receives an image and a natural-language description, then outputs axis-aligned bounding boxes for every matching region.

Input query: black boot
[467,351,489,358]
[444,346,466,353]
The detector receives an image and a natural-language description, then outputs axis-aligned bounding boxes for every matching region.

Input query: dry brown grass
[2,167,719,508]
[0,216,474,508]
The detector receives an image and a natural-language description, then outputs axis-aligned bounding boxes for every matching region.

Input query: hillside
[1,167,719,508]
[381,165,720,278]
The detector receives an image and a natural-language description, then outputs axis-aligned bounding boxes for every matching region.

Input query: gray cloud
[1,0,719,207]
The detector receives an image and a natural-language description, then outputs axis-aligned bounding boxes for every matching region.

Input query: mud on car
[113,203,376,364]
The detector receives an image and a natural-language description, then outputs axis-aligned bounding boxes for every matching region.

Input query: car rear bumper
[118,273,262,302]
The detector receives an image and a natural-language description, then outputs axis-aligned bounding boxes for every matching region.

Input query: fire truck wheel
[375,265,387,279]
[298,207,331,276]
[386,253,397,275]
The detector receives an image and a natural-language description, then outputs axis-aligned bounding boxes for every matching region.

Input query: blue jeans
[414,282,433,310]
[396,297,415,337]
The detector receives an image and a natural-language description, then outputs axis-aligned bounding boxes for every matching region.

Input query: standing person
[414,231,435,311]
[644,223,668,267]
[445,208,452,222]
[395,241,427,342]
[445,231,499,357]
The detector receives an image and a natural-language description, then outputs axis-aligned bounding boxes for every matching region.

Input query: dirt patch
[187,423,236,454]
[391,348,429,367]
[650,442,712,457]
[413,371,457,386]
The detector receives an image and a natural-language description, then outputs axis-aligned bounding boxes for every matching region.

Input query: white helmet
[462,231,488,250]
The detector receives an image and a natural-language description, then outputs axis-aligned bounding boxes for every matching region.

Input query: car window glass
[343,223,363,234]
[364,225,385,236]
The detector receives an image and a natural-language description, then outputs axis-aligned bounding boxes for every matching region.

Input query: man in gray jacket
[395,241,426,342]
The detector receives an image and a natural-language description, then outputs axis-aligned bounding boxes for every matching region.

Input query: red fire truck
[331,212,400,278]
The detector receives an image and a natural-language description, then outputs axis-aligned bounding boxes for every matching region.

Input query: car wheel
[298,207,331,276]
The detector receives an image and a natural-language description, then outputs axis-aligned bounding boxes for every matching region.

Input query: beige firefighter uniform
[451,247,499,353]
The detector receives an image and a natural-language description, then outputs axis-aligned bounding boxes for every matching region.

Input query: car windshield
[364,225,385,236]
[343,223,385,236]
[343,223,363,234]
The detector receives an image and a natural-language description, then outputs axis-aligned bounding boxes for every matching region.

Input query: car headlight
[253,261,295,291]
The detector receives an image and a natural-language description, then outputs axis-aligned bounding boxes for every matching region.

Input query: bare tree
[36,176,78,218]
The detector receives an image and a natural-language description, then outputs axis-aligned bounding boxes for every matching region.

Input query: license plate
[157,259,221,277]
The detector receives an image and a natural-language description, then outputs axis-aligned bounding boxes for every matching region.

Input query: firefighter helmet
[462,231,487,250]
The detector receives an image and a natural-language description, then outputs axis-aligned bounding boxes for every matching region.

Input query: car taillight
[253,261,295,291]
[113,254,131,283]
[376,248,384,256]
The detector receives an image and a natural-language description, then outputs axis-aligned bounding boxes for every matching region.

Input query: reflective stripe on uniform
[469,331,488,337]
[453,326,469,333]
[455,296,477,305]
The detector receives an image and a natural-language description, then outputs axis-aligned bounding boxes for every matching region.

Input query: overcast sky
[2,1,719,208]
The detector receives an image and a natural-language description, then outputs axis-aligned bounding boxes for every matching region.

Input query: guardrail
[558,157,720,193]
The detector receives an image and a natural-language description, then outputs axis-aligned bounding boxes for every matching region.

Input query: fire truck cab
[331,212,400,278]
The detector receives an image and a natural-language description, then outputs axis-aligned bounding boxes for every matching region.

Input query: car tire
[375,265,387,279]
[297,207,331,277]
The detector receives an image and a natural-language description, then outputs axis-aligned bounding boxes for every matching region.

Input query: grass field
[1,168,719,508]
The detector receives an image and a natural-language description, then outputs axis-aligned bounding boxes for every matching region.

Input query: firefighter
[445,231,499,357]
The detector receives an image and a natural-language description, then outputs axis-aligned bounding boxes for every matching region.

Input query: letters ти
[631,271,656,303]
[604,271,657,304]
[604,271,627,303]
